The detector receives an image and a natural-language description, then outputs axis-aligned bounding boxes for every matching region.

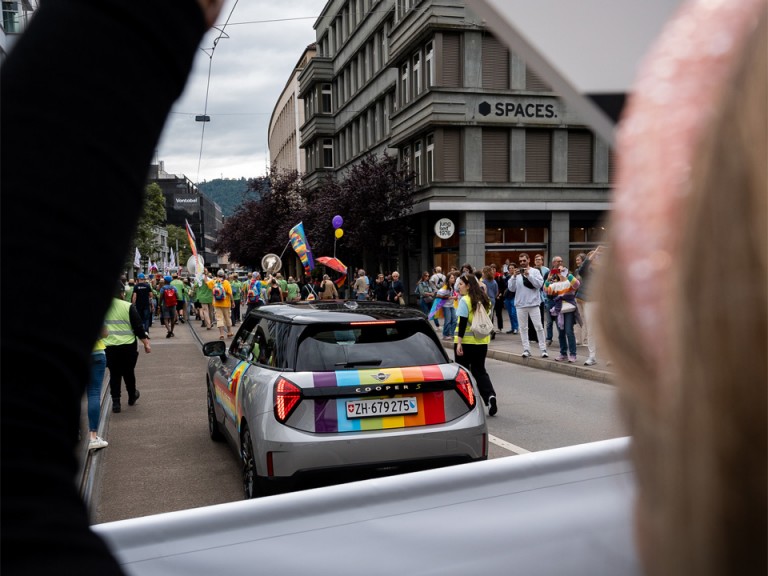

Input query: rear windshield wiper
[334,359,382,368]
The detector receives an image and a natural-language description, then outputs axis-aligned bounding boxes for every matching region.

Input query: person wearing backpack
[245,271,264,317]
[454,272,498,416]
[160,275,179,338]
[206,269,234,340]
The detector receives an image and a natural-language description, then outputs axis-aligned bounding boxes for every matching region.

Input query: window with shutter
[482,36,509,90]
[526,67,551,91]
[567,130,593,183]
[442,129,461,181]
[526,130,552,183]
[482,129,509,182]
[441,33,461,88]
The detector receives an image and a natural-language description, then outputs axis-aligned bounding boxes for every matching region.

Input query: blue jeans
[88,351,107,432]
[138,306,152,332]
[442,304,457,337]
[543,301,554,341]
[421,299,439,327]
[504,298,518,331]
[557,312,578,356]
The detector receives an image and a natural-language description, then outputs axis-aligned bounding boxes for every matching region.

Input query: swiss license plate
[346,397,418,419]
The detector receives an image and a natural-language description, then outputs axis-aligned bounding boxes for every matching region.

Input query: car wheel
[207,386,224,442]
[240,423,261,499]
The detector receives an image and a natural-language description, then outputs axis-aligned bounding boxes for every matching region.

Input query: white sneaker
[584,357,597,366]
[521,350,531,358]
[541,351,549,358]
[89,436,109,451]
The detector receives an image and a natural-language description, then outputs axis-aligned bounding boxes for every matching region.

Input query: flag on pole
[185,219,203,285]
[134,247,141,269]
[288,221,315,273]
[169,247,176,270]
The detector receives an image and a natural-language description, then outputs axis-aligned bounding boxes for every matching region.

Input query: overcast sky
[155,0,325,183]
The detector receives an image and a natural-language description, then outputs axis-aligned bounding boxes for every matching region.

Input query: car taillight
[454,368,476,408]
[274,377,302,422]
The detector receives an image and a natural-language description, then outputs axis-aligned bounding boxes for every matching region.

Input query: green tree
[131,182,166,269]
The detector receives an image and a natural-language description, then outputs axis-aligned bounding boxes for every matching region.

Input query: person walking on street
[319,274,338,299]
[104,281,151,414]
[159,275,179,338]
[577,247,603,365]
[131,272,153,334]
[195,275,214,329]
[416,271,438,327]
[388,271,405,305]
[454,273,498,416]
[353,268,370,301]
[504,264,519,334]
[436,272,458,341]
[207,269,234,339]
[513,253,548,359]
[87,325,109,450]
[246,271,265,314]
[229,273,242,325]
[170,273,187,324]
[373,273,389,301]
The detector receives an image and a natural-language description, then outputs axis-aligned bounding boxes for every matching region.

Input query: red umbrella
[316,256,347,275]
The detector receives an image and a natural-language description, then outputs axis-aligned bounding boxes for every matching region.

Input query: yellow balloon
[335,228,344,239]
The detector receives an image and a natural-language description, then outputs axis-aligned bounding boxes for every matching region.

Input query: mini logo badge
[478,101,491,116]
[372,372,391,382]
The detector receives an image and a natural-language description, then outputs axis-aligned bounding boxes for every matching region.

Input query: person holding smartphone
[512,253,548,359]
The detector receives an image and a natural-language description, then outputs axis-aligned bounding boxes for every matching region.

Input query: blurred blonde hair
[597,9,766,576]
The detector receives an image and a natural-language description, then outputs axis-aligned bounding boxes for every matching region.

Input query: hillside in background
[197,177,259,217]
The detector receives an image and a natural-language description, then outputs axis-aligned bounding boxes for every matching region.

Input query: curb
[439,340,614,385]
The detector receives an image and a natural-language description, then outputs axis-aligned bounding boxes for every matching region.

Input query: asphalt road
[89,313,625,525]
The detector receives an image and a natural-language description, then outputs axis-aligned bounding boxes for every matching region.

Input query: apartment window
[412,51,421,95]
[373,32,380,72]
[526,66,551,91]
[425,41,434,88]
[442,129,462,182]
[321,84,332,113]
[526,130,552,183]
[414,141,423,185]
[402,145,411,171]
[441,33,461,88]
[482,35,509,90]
[400,61,410,105]
[426,133,434,182]
[483,129,509,182]
[323,138,334,168]
[567,130,593,183]
[351,59,357,94]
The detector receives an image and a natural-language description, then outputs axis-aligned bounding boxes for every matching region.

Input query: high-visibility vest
[454,295,492,344]
[103,298,136,346]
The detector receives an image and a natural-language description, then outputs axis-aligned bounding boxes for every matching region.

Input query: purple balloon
[332,215,343,229]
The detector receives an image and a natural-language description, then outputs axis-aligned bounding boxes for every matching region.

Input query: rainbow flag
[288,221,315,273]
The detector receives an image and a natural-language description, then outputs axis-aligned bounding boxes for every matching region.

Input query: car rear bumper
[254,417,487,490]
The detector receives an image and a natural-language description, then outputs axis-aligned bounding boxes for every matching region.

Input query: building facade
[269,43,317,173]
[148,162,224,271]
[298,0,612,280]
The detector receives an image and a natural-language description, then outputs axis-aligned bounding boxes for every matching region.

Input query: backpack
[246,287,260,304]
[471,302,494,337]
[162,286,178,307]
[212,281,226,301]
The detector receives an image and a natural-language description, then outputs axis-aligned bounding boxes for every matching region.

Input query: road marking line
[489,434,530,454]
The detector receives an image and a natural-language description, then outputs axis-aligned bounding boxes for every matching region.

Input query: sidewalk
[432,322,614,384]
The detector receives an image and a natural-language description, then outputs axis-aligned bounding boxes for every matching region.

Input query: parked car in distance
[202,300,488,498]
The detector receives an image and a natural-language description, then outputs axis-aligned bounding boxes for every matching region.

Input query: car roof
[252,301,428,324]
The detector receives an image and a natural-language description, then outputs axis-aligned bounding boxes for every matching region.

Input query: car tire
[207,386,224,442]
[240,423,263,499]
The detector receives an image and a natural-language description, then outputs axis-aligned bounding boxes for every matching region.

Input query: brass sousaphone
[261,253,282,276]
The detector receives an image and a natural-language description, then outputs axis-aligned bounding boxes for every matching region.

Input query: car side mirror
[202,340,227,358]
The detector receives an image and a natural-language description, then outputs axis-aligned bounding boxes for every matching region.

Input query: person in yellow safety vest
[454,272,499,416]
[103,280,151,414]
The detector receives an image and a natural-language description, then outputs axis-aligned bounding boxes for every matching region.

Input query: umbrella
[316,256,347,275]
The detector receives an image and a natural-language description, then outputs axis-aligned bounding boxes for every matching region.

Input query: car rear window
[295,322,447,371]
